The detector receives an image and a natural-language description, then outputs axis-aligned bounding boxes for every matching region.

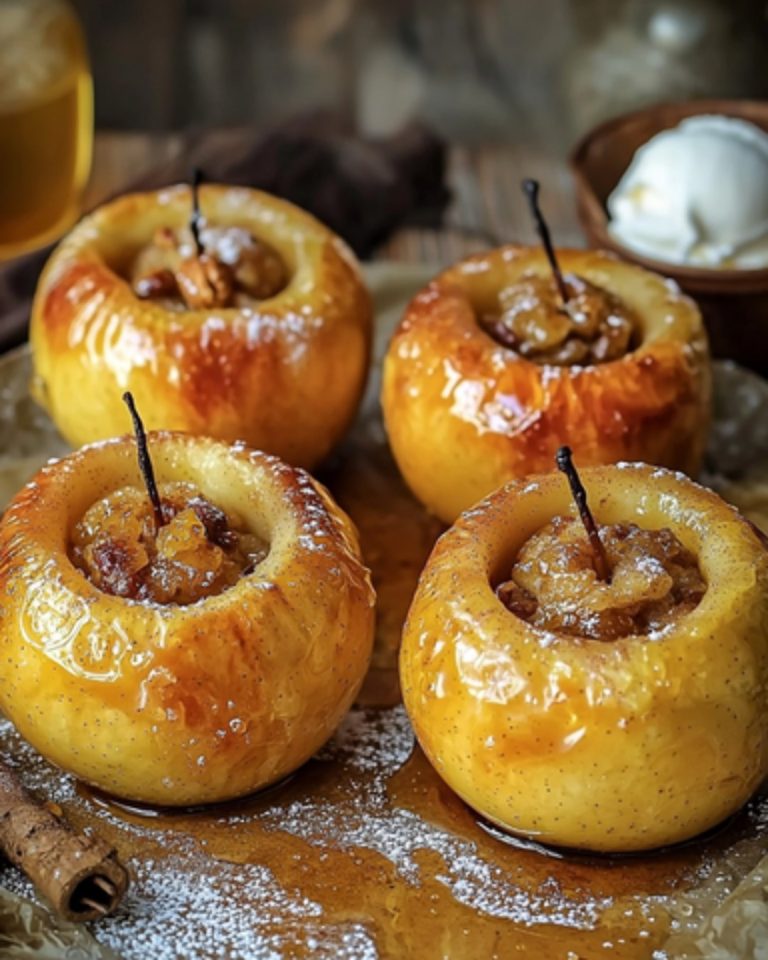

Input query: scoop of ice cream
[607,115,768,269]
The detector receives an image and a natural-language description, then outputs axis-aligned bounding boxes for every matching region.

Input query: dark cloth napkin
[0,113,449,353]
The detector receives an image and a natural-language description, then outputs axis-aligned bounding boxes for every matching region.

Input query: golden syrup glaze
[29,184,373,468]
[0,703,718,960]
[381,246,712,522]
[400,462,768,853]
[321,431,444,706]
[0,432,375,806]
[5,687,768,959]
[2,426,768,956]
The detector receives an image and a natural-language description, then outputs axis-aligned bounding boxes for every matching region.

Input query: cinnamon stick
[0,760,129,922]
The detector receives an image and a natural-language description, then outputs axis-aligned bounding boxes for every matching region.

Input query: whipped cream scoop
[607,115,768,269]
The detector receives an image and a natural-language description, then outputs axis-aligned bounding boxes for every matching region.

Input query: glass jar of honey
[0,0,92,259]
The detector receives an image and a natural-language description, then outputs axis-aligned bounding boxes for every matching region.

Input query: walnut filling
[70,481,268,605]
[130,225,287,310]
[480,272,636,365]
[496,517,705,640]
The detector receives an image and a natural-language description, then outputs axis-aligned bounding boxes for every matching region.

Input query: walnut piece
[175,254,235,310]
[481,272,635,366]
[132,224,287,308]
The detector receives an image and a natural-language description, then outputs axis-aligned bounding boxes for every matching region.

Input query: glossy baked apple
[400,461,768,852]
[30,183,372,468]
[382,246,711,522]
[0,432,375,805]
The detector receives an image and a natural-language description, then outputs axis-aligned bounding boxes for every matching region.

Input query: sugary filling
[480,272,636,365]
[70,481,268,605]
[496,516,705,640]
[129,224,287,310]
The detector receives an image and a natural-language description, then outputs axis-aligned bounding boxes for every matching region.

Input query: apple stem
[521,178,570,305]
[190,166,205,257]
[555,446,611,582]
[122,391,164,532]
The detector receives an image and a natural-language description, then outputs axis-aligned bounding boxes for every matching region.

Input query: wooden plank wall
[70,0,768,148]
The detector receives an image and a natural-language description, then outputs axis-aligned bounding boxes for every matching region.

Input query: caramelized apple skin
[30,185,372,469]
[382,247,711,522]
[399,463,768,852]
[0,434,375,805]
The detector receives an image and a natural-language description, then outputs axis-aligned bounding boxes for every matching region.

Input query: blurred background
[2,0,768,285]
[71,0,768,150]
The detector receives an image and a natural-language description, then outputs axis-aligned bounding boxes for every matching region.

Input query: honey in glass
[0,0,92,259]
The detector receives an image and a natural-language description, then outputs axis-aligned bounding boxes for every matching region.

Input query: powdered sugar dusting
[314,704,413,775]
[4,701,768,957]
[260,797,607,927]
[0,704,620,957]
[1,849,346,960]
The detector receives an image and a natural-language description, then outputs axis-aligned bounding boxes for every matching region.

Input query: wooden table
[85,130,584,265]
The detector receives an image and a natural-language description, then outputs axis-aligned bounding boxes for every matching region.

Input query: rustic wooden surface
[85,130,584,265]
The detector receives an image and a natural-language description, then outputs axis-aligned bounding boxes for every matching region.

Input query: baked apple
[0,423,375,806]
[400,458,768,852]
[30,180,372,469]
[382,188,710,522]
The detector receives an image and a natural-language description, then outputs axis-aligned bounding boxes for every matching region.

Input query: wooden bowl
[570,99,768,375]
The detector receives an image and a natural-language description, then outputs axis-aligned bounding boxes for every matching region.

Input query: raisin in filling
[70,481,268,605]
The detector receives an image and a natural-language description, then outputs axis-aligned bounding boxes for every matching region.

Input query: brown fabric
[0,114,449,353]
[0,761,129,922]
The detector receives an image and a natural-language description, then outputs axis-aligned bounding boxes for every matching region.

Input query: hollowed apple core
[126,223,289,310]
[84,189,299,311]
[69,480,270,606]
[494,514,705,641]
[472,270,639,366]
